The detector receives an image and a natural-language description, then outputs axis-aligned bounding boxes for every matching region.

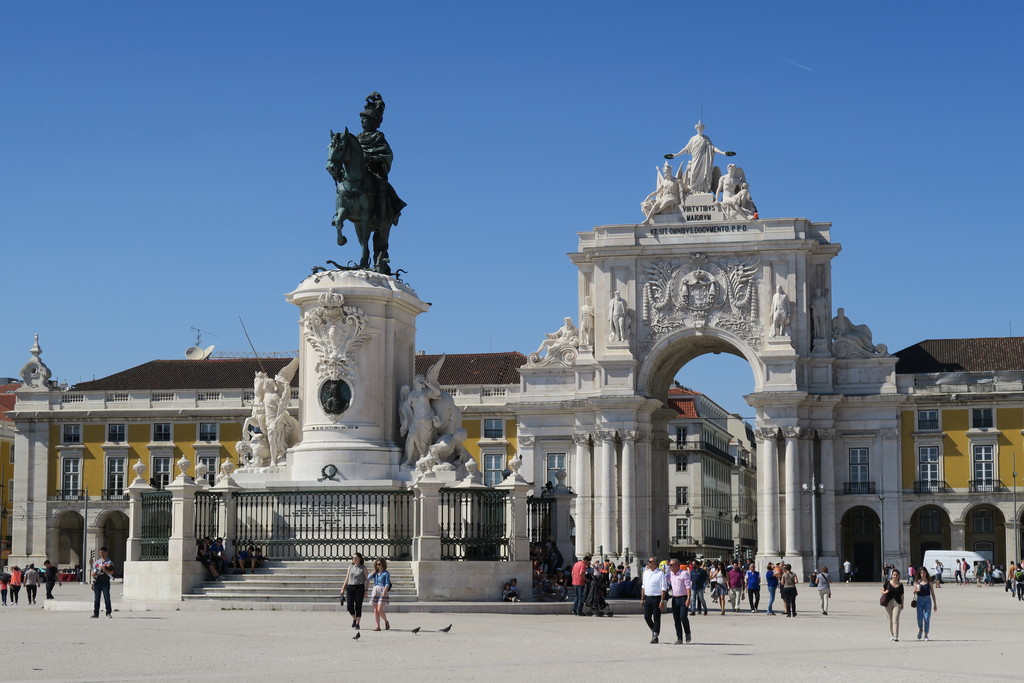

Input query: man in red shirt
[571,555,592,616]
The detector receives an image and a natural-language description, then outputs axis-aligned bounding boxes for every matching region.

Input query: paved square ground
[1,581,1020,681]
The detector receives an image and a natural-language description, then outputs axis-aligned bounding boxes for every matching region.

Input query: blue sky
[2,2,1022,415]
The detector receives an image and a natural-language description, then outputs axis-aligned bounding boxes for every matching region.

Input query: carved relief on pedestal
[527,317,580,367]
[881,429,898,440]
[304,291,371,384]
[518,434,536,448]
[641,253,762,349]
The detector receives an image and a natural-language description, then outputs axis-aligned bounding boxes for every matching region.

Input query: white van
[921,550,988,581]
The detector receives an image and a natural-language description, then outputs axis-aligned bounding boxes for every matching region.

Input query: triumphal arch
[515,122,903,574]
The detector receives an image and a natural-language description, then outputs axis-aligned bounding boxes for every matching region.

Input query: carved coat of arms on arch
[641,252,763,349]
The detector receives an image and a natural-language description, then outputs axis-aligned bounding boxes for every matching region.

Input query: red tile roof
[414,352,527,385]
[895,338,1024,374]
[667,396,698,418]
[71,358,298,391]
[0,384,17,422]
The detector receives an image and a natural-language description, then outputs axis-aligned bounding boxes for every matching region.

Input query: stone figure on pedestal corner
[832,308,889,358]
[398,355,464,469]
[665,121,736,194]
[770,285,791,337]
[326,92,407,274]
[715,164,747,203]
[641,162,683,223]
[528,317,580,366]
[608,291,631,343]
[580,296,595,347]
[238,358,301,468]
[810,289,829,340]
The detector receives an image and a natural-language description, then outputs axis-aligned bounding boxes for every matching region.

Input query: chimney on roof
[416,350,426,356]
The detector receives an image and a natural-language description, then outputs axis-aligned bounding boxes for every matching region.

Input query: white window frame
[105,456,126,496]
[971,407,994,429]
[107,423,126,444]
[152,455,172,489]
[198,422,218,442]
[849,447,869,483]
[545,452,566,487]
[62,423,81,444]
[153,423,172,442]
[917,409,939,431]
[483,453,505,487]
[917,446,940,485]
[972,444,995,485]
[61,456,82,493]
[483,419,504,440]
[675,486,688,506]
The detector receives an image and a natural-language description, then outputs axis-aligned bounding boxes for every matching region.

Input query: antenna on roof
[239,317,268,375]
[185,325,217,360]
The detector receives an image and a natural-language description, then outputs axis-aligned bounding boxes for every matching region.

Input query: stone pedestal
[285,270,430,484]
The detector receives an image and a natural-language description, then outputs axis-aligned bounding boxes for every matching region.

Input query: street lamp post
[1013,452,1018,564]
[802,475,824,572]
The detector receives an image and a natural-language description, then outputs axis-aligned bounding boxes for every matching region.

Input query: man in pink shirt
[667,559,692,644]
[571,555,591,616]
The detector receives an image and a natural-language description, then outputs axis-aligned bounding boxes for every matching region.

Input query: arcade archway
[909,505,951,565]
[840,506,880,581]
[96,510,129,578]
[54,511,84,570]
[964,505,1005,564]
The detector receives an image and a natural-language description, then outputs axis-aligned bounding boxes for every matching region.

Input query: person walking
[9,566,22,605]
[640,557,668,644]
[90,547,114,618]
[571,555,591,616]
[667,559,692,644]
[43,560,58,600]
[913,567,938,640]
[727,563,744,612]
[340,552,368,630]
[367,558,392,631]
[817,566,832,615]
[780,564,799,617]
[881,568,905,641]
[23,564,40,604]
[745,563,761,613]
[765,562,779,614]
[0,571,8,606]
[709,561,727,615]
[689,561,708,616]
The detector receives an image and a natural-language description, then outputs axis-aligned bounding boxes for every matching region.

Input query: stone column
[817,429,839,565]
[125,462,152,563]
[756,427,780,558]
[620,431,637,559]
[547,475,576,565]
[950,522,966,550]
[211,461,241,558]
[496,471,533,567]
[412,477,444,562]
[634,432,652,562]
[572,433,592,558]
[783,427,803,557]
[594,430,618,558]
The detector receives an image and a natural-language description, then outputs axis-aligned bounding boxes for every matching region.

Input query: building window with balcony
[61,457,81,497]
[483,419,504,439]
[973,508,994,534]
[105,457,126,499]
[198,455,218,487]
[62,424,81,444]
[107,423,126,444]
[675,486,688,506]
[153,423,172,442]
[483,453,505,487]
[152,456,172,489]
[846,448,871,494]
[198,423,218,442]
[675,517,689,542]
[918,447,939,485]
[917,410,938,431]
[545,453,566,487]
[972,445,994,489]
[971,408,993,429]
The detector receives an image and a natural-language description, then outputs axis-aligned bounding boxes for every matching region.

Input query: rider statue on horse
[327,92,406,274]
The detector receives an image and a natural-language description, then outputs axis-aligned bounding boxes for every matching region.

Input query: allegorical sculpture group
[641,121,757,223]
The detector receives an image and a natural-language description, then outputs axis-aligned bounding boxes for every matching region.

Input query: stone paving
[1,581,1020,681]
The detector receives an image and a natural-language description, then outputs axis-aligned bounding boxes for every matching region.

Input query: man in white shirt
[641,557,668,644]
[843,559,853,583]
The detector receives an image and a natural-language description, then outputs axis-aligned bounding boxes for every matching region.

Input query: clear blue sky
[2,2,1022,415]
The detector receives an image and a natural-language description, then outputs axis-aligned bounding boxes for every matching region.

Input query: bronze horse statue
[327,128,405,273]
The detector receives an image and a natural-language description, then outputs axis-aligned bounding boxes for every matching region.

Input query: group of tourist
[195,537,266,580]
[340,553,393,631]
[880,566,939,641]
[0,561,62,605]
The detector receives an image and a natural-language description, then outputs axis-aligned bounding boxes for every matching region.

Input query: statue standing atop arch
[327,92,407,274]
[665,121,735,194]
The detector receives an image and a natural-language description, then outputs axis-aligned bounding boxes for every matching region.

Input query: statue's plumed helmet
[695,121,705,132]
[361,92,385,125]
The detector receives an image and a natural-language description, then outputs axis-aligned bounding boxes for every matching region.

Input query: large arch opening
[964,505,1005,564]
[840,506,880,582]
[909,505,951,565]
[638,330,761,563]
[96,510,129,578]
[54,511,85,571]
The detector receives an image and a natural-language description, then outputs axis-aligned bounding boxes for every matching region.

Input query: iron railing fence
[231,489,414,561]
[527,496,553,545]
[439,488,510,561]
[140,490,172,561]
[194,491,222,540]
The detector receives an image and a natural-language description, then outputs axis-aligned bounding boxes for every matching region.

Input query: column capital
[572,432,592,446]
[880,429,898,440]
[754,426,780,441]
[781,426,804,440]
[621,429,649,443]
[815,428,836,440]
[518,435,535,447]
[595,429,617,444]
